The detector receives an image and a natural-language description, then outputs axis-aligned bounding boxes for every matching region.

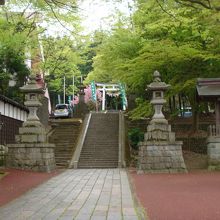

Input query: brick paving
[0,169,141,220]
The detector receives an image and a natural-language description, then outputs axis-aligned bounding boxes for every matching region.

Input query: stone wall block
[21,135,38,143]
[37,135,46,143]
[19,127,46,134]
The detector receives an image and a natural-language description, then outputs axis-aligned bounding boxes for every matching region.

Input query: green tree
[0,16,31,101]
[85,0,220,128]
[42,36,83,105]
[0,0,81,103]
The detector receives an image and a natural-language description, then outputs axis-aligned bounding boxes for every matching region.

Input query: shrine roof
[197,78,220,97]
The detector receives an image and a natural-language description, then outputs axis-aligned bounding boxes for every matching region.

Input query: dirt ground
[130,169,220,220]
[128,149,220,220]
[0,168,61,207]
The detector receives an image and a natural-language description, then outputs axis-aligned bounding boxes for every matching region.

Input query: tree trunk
[192,92,199,132]
[192,108,199,132]
[178,94,182,116]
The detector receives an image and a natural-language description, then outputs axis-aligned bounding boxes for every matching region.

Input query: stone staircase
[78,112,119,168]
[49,119,82,168]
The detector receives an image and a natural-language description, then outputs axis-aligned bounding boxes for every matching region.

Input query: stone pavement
[0,169,141,220]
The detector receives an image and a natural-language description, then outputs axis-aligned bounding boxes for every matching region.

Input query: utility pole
[72,75,75,106]
[63,76,66,103]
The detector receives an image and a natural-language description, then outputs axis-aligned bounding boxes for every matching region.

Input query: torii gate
[95,83,127,111]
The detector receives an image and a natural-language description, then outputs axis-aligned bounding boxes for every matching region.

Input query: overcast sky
[4,0,134,36]
[78,0,134,33]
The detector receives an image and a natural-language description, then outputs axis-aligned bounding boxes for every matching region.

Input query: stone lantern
[6,74,56,172]
[138,71,187,173]
[20,74,44,128]
[78,84,86,103]
[148,70,170,124]
[74,84,89,118]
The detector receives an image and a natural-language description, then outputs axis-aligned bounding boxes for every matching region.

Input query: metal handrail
[118,111,126,168]
[68,113,91,169]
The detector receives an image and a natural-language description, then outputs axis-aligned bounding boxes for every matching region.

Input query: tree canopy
[84,0,220,121]
[1,0,220,123]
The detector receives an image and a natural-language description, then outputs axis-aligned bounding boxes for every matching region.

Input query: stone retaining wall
[0,145,8,166]
[126,117,209,154]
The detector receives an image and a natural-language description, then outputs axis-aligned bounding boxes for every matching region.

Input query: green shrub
[128,128,144,150]
[128,98,153,120]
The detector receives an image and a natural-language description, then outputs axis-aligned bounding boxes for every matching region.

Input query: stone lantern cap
[147,70,170,91]
[20,74,44,94]
[79,84,86,95]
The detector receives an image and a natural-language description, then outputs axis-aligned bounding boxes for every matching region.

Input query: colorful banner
[119,83,127,110]
[90,81,97,101]
[68,96,72,105]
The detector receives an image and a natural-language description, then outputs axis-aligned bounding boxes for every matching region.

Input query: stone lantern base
[6,143,55,172]
[138,123,187,173]
[7,126,56,172]
[138,141,187,173]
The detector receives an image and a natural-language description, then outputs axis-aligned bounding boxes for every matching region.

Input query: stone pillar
[215,98,220,135]
[207,98,220,170]
[207,137,220,170]
[138,71,187,173]
[6,74,56,172]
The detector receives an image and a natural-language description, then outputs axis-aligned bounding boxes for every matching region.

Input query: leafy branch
[175,0,220,11]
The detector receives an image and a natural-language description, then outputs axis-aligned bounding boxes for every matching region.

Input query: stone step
[55,149,73,151]
[55,158,71,161]
[81,152,118,158]
[55,149,73,152]
[78,164,118,168]
[81,148,118,151]
[55,153,72,156]
[78,160,118,163]
[83,141,118,144]
[80,151,118,155]
[81,144,118,147]
[49,120,81,168]
[79,155,118,158]
[78,112,119,168]
[78,161,118,164]
[81,147,118,151]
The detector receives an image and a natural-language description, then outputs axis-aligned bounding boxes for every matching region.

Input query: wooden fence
[0,95,28,146]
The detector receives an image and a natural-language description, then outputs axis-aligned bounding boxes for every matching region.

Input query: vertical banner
[68,96,72,105]
[90,81,97,101]
[119,83,127,110]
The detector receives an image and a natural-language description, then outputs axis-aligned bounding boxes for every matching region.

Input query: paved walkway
[0,169,140,220]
